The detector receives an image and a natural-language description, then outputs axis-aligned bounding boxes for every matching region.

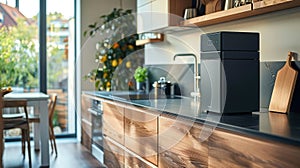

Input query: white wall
[145,6,300,64]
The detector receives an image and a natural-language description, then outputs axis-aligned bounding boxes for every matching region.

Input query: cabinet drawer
[125,147,156,168]
[209,128,300,168]
[159,115,208,168]
[81,119,92,150]
[124,106,159,165]
[103,102,124,145]
[81,94,92,122]
[104,137,125,168]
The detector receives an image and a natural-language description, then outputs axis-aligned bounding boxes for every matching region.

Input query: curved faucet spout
[174,53,197,61]
[173,53,200,97]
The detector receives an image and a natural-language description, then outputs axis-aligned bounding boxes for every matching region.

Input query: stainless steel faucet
[173,53,200,97]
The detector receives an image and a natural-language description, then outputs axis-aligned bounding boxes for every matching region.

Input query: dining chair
[0,94,32,168]
[26,94,58,155]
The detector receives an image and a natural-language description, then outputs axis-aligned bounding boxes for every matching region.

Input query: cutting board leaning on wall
[269,52,298,113]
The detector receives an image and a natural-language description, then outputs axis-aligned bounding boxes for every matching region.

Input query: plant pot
[136,81,146,92]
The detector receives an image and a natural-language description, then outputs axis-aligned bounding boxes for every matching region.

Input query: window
[0,0,76,139]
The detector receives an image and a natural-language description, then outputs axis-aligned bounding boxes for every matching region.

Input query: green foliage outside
[0,13,68,90]
[0,19,38,89]
[46,12,69,89]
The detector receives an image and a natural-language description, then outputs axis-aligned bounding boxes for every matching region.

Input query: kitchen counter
[83,91,300,146]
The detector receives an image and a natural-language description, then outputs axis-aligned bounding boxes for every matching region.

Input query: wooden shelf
[135,39,163,46]
[252,0,299,14]
[180,0,300,27]
[135,34,164,46]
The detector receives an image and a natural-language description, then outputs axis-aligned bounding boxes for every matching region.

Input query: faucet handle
[159,77,166,83]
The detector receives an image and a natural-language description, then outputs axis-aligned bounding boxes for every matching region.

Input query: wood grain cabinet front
[159,115,209,168]
[104,137,125,168]
[124,148,156,168]
[124,105,159,166]
[103,101,125,145]
[87,94,300,168]
[208,128,300,168]
[81,94,93,150]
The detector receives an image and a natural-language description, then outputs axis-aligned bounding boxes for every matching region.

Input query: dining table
[4,92,50,167]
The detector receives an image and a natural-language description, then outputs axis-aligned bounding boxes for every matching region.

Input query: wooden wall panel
[159,115,208,168]
[209,128,300,168]
[103,102,124,145]
[124,106,159,166]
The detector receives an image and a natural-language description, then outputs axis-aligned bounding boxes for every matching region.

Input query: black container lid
[201,31,260,52]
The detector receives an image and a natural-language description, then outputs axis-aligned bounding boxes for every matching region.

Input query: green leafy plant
[0,18,38,89]
[83,8,143,91]
[134,66,148,83]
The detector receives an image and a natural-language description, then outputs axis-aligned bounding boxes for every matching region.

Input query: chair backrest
[2,99,29,121]
[48,94,58,124]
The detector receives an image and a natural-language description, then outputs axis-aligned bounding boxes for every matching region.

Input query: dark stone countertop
[83,91,300,146]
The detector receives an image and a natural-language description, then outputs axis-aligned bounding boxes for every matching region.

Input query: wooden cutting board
[269,52,298,113]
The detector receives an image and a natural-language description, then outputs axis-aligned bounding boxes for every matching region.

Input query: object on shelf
[181,0,299,27]
[201,0,225,14]
[224,0,251,11]
[184,8,197,20]
[224,0,234,10]
[136,32,164,46]
[269,52,298,113]
[192,0,206,16]
[233,0,252,8]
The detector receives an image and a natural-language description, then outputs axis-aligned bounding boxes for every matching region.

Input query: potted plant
[134,66,148,91]
[83,8,143,91]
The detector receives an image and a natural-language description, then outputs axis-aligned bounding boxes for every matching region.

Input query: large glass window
[0,0,75,138]
[46,0,75,136]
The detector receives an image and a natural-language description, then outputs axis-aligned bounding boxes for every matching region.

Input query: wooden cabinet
[103,101,125,145]
[208,128,300,168]
[137,0,192,32]
[124,105,159,166]
[150,0,168,31]
[104,137,125,168]
[124,147,155,168]
[137,0,152,33]
[159,115,208,168]
[100,99,300,168]
[81,94,93,150]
